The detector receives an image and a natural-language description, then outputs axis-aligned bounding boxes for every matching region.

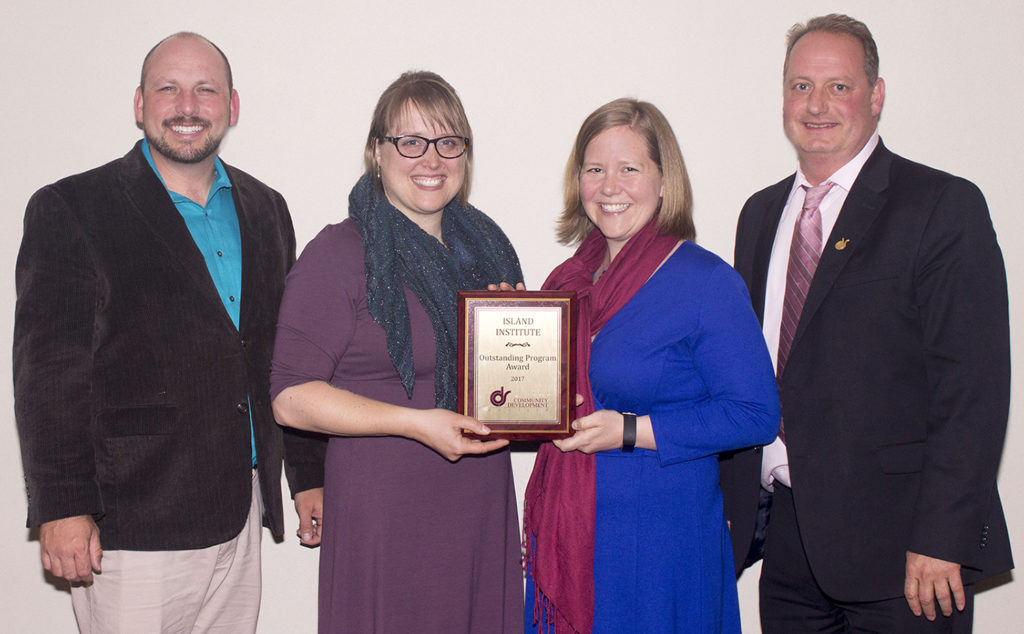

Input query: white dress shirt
[760,133,880,490]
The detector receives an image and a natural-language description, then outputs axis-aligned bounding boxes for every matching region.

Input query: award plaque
[457,290,577,439]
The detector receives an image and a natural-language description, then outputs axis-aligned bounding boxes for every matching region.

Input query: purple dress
[271,220,523,633]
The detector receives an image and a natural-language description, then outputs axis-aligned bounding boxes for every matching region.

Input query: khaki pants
[71,471,264,633]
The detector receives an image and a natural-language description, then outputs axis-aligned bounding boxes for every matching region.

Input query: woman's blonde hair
[557,98,694,245]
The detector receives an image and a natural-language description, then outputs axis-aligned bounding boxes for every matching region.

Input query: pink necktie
[777,181,834,442]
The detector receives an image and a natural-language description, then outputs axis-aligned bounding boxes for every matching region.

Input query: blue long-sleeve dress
[529,241,779,633]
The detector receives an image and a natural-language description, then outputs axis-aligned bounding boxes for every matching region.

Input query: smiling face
[134,34,238,166]
[579,125,664,261]
[374,103,466,234]
[782,30,885,184]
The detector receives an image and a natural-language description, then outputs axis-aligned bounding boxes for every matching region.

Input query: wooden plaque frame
[457,290,577,440]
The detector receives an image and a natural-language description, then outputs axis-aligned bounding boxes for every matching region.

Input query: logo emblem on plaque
[490,387,511,407]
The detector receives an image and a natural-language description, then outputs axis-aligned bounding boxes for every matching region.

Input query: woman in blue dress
[523,98,780,633]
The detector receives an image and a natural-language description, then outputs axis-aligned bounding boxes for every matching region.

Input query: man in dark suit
[14,32,324,632]
[720,13,1012,633]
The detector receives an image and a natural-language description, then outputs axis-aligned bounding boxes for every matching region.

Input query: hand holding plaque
[457,291,577,439]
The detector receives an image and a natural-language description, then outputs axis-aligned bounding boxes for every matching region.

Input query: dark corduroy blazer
[14,141,324,550]
[720,141,1013,601]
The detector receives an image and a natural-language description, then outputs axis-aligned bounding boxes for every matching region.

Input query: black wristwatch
[622,412,637,453]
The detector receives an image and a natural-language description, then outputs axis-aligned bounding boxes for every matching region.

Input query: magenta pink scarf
[523,218,679,633]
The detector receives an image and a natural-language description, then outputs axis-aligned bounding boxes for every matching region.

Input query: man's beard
[146,117,222,164]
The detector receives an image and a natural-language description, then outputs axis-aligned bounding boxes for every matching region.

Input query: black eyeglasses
[382,135,470,159]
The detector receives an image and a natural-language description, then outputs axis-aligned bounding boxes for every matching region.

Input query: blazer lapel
[750,178,793,322]
[119,142,236,327]
[230,169,261,333]
[793,143,892,345]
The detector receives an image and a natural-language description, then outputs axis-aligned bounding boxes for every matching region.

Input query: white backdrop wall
[2,1,1021,631]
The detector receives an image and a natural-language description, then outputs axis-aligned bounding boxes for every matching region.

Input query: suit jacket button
[240,338,249,348]
[237,402,249,415]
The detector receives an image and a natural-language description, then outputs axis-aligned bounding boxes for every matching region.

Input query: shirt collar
[141,139,232,204]
[794,132,880,194]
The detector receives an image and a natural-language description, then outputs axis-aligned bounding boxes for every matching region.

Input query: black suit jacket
[14,141,325,550]
[720,141,1013,601]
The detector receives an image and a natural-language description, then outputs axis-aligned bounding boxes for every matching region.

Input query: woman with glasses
[270,71,524,633]
[522,99,780,633]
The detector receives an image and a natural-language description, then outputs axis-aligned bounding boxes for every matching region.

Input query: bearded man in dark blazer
[14,32,324,632]
[719,13,1012,633]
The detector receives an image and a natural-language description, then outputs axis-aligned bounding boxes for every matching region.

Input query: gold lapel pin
[835,238,850,251]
